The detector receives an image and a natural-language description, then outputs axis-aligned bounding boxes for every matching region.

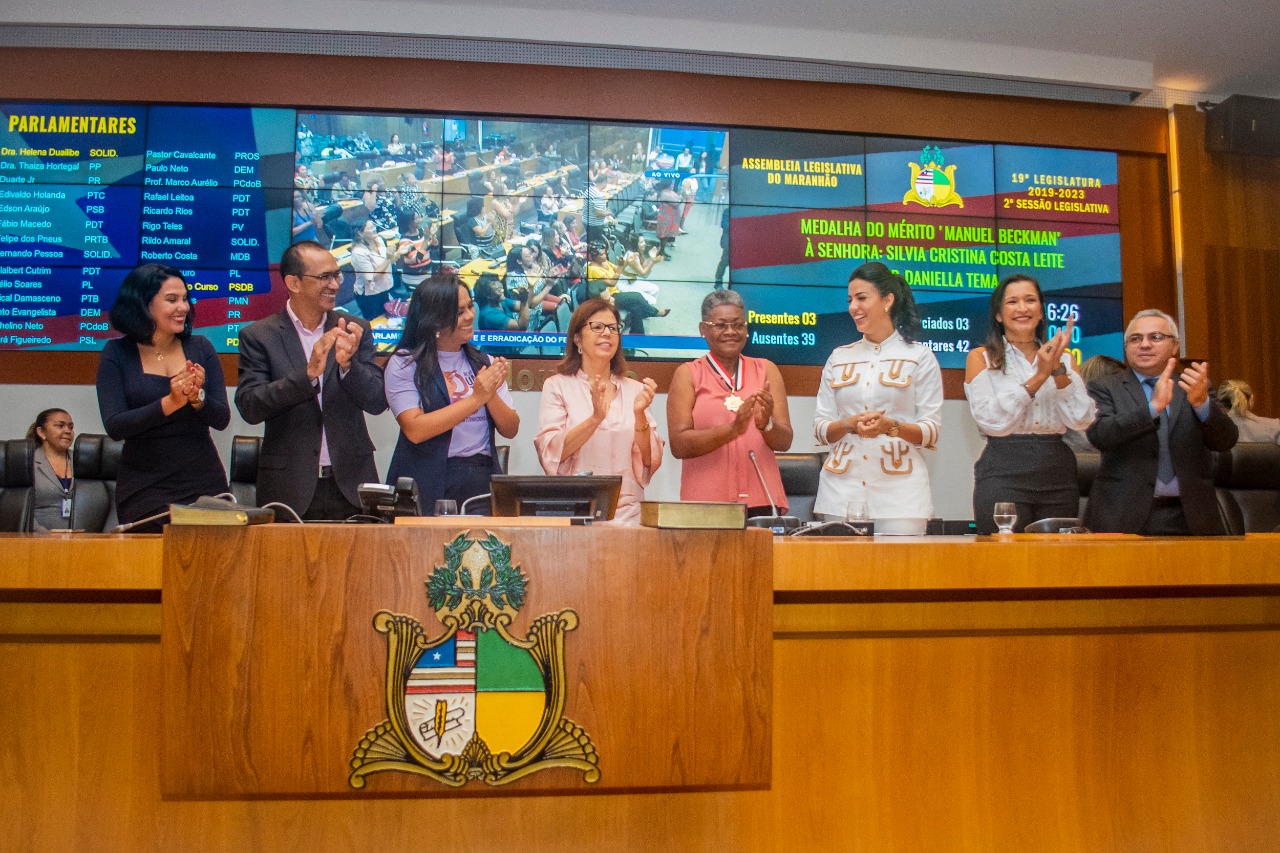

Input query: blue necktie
[1145,378,1176,484]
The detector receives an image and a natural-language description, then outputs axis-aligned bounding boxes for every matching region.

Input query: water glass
[993,502,1017,534]
[845,500,869,522]
[434,499,459,517]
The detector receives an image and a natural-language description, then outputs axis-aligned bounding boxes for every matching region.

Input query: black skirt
[974,433,1078,506]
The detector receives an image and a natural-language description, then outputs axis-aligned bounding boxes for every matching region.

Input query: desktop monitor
[489,475,622,521]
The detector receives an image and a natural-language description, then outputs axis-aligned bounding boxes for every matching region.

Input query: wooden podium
[159,524,773,798]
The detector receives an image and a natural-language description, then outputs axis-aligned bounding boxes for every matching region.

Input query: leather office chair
[1023,517,1085,533]
[776,452,825,522]
[230,435,263,507]
[1215,442,1280,534]
[0,438,36,532]
[68,434,113,532]
[1075,449,1100,518]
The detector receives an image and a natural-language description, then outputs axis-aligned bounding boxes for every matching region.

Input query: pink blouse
[679,355,787,512]
[535,371,665,524]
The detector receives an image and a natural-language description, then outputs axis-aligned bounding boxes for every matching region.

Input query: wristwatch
[196,388,206,403]
[1051,364,1068,378]
[887,420,900,437]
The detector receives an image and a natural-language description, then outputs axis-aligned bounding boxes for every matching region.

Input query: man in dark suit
[236,241,388,519]
[1084,309,1238,535]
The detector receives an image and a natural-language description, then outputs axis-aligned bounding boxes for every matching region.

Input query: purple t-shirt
[385,350,512,458]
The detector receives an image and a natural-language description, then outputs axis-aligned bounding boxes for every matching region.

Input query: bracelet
[1051,364,1068,378]
[635,421,650,432]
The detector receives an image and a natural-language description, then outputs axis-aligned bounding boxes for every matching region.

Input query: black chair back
[776,452,825,522]
[229,435,262,506]
[0,438,35,532]
[69,434,113,532]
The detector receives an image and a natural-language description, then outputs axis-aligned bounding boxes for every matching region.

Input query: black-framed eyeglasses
[1125,332,1174,345]
[299,271,343,284]
[587,321,622,336]
[701,321,748,333]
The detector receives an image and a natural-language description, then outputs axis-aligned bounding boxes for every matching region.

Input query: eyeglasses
[299,271,343,284]
[586,321,622,336]
[701,321,748,333]
[1125,332,1175,345]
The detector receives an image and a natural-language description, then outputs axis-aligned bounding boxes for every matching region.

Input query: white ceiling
[2,0,1277,100]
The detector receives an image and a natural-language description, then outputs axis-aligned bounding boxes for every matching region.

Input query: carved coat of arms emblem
[350,530,599,788]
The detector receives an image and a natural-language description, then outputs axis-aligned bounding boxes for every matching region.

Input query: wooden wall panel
[1117,153,1177,324]
[1172,104,1280,415]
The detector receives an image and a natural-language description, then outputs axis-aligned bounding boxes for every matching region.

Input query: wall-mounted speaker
[1205,95,1280,157]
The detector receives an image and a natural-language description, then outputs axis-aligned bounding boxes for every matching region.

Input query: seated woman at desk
[585,243,668,335]
[385,271,519,513]
[291,190,324,244]
[28,407,76,532]
[396,210,439,292]
[537,185,563,223]
[459,197,503,259]
[493,144,517,166]
[618,234,664,308]
[96,264,230,532]
[350,217,410,321]
[535,298,663,524]
[385,133,406,157]
[1217,379,1280,443]
[668,290,793,516]
[360,181,398,232]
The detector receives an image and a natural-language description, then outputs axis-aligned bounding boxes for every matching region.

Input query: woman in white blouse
[813,262,943,521]
[964,273,1096,532]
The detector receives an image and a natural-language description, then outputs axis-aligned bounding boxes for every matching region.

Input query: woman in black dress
[96,264,230,531]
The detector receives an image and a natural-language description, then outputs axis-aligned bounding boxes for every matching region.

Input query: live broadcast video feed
[729,130,1122,369]
[0,103,296,352]
[296,110,731,357]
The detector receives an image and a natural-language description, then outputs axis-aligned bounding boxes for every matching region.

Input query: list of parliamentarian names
[0,103,295,349]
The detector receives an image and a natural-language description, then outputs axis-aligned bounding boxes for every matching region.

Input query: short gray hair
[700,289,744,321]
[1125,308,1179,341]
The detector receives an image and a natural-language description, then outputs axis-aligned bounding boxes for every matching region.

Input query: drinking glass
[434,499,459,516]
[845,500,869,522]
[993,502,1017,534]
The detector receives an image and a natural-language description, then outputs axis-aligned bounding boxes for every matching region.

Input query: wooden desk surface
[773,534,1280,596]
[4,530,1280,849]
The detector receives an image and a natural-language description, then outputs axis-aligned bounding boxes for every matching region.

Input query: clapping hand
[633,376,657,415]
[167,360,200,408]
[1179,360,1211,408]
[474,357,509,402]
[1152,358,1176,413]
[753,382,775,431]
[307,328,338,381]
[1035,314,1074,378]
[333,317,362,371]
[730,391,757,437]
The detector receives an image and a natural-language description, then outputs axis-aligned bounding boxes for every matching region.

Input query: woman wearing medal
[668,290,793,515]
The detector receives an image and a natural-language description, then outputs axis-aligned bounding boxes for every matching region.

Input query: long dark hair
[849,261,921,343]
[557,298,627,377]
[984,273,1047,372]
[395,270,484,384]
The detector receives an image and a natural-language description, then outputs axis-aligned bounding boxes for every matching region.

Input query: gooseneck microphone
[745,450,801,534]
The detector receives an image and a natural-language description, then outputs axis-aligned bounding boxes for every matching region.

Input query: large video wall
[0,102,1121,368]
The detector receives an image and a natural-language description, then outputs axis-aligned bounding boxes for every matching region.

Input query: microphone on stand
[744,450,801,534]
